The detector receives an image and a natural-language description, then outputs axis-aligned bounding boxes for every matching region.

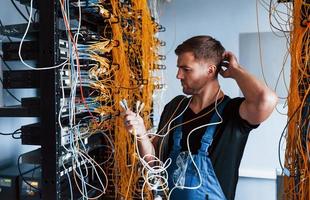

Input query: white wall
[239,31,289,178]
[159,0,273,103]
[158,0,289,199]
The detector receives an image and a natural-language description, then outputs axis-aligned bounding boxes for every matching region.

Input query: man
[124,36,278,200]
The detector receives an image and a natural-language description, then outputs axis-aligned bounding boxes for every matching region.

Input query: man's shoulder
[221,95,244,116]
[161,95,188,117]
[168,95,187,105]
[222,96,260,129]
[224,96,245,108]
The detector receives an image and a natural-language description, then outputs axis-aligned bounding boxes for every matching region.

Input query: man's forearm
[221,51,277,124]
[232,66,274,105]
[137,136,155,163]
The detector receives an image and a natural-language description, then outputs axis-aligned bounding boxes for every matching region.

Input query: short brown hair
[175,35,225,68]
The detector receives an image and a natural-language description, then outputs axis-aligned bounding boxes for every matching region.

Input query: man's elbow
[256,90,278,121]
[261,90,278,111]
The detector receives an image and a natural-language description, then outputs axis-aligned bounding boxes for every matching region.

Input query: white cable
[168,88,224,198]
[121,97,192,199]
[134,95,191,198]
[61,139,108,198]
[58,1,108,199]
[120,100,172,198]
[73,150,107,193]
[74,150,89,199]
[18,0,68,70]
[62,162,74,200]
[137,96,191,140]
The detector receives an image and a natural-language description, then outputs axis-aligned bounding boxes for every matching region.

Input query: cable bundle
[284,0,310,199]
[79,0,164,199]
[255,2,309,199]
[17,0,164,198]
[106,0,162,199]
[57,0,116,199]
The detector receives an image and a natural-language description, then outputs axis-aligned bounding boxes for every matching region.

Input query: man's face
[176,52,210,95]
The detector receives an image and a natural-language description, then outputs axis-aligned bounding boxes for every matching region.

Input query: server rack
[38,0,59,199]
[1,0,60,199]
[1,0,164,199]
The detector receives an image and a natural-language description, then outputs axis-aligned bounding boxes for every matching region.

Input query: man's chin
[182,88,192,95]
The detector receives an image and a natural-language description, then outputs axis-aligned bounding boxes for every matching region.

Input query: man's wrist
[136,132,149,140]
[231,65,244,79]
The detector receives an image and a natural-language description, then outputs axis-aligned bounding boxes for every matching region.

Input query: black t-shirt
[164,95,259,200]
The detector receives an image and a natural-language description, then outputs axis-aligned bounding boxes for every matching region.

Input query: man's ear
[208,64,217,75]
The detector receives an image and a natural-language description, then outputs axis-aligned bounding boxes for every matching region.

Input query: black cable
[0,129,18,135]
[10,0,28,22]
[0,54,12,71]
[0,128,21,139]
[34,10,38,22]
[268,0,290,33]
[17,154,42,195]
[0,19,13,43]
[278,104,301,175]
[0,76,22,103]
[0,19,19,116]
[21,164,41,199]
[12,129,22,139]
[24,5,31,21]
[24,5,34,23]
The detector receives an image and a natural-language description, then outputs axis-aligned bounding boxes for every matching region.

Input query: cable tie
[283,167,290,177]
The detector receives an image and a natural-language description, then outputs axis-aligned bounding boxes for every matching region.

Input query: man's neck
[190,81,223,114]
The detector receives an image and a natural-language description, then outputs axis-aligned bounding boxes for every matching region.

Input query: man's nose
[176,69,183,79]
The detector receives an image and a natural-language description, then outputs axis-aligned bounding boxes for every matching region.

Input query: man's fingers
[222,51,230,59]
[219,69,225,77]
[127,120,139,126]
[125,114,138,121]
[220,61,229,68]
[219,68,229,78]
[222,51,235,63]
[123,109,146,137]
[124,109,135,115]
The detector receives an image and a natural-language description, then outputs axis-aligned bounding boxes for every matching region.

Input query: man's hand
[219,51,240,79]
[220,51,278,125]
[123,110,147,137]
